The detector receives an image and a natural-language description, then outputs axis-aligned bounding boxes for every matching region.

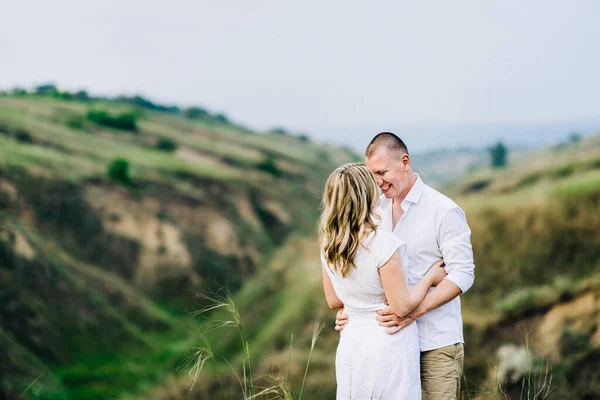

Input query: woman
[319,163,446,399]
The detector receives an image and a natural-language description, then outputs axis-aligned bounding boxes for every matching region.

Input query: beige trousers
[420,343,464,400]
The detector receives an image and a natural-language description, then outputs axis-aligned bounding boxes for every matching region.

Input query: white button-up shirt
[377,174,475,352]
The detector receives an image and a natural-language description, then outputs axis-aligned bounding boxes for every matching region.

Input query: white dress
[323,231,421,400]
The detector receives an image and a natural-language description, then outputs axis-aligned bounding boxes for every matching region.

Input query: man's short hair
[365,132,409,159]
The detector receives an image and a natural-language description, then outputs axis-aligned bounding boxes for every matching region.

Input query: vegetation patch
[497,278,576,317]
[154,136,177,152]
[87,108,138,132]
[107,158,134,187]
[257,153,282,177]
[462,178,491,194]
[65,114,86,131]
[0,119,34,143]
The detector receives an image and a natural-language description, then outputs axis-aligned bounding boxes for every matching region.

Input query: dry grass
[183,288,325,400]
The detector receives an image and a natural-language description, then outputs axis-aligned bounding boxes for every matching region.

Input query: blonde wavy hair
[319,163,380,277]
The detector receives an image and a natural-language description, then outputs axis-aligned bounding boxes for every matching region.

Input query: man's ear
[402,154,411,169]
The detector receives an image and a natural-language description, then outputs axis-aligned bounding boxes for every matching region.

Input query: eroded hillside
[0,94,358,399]
[174,133,600,399]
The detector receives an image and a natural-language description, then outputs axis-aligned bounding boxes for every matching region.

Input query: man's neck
[393,172,417,206]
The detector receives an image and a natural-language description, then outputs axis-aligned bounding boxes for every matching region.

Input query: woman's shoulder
[373,229,403,246]
[360,230,403,256]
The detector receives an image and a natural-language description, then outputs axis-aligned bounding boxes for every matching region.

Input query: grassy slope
[174,134,600,399]
[3,93,598,399]
[447,135,600,398]
[0,94,358,400]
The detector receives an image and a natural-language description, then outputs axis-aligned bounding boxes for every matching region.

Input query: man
[335,132,475,399]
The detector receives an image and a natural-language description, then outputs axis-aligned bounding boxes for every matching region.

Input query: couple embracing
[320,132,475,399]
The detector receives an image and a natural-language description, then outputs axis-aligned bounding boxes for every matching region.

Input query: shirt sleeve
[377,232,408,269]
[438,207,475,293]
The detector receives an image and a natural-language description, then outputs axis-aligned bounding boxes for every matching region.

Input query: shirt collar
[379,173,425,208]
[404,173,425,204]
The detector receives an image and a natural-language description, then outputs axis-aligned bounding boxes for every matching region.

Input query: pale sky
[2,0,599,151]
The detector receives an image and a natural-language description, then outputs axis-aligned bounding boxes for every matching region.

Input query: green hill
[2,90,599,399]
[0,93,358,399]
[449,134,600,399]
[171,133,600,399]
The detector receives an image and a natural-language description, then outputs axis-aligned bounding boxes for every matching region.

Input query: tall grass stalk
[180,333,214,394]
[186,291,325,399]
[485,339,554,400]
[519,338,554,400]
[285,334,294,397]
[192,290,255,399]
[298,312,324,400]
[20,373,44,397]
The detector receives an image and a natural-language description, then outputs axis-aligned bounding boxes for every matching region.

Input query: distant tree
[488,141,508,168]
[35,83,58,95]
[270,127,288,135]
[108,158,133,186]
[213,113,229,124]
[118,95,180,114]
[298,134,311,143]
[569,132,582,144]
[131,95,155,109]
[74,90,90,101]
[184,107,209,120]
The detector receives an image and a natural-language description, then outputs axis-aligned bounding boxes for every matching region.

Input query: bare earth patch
[175,147,223,167]
[533,292,596,361]
[84,186,195,289]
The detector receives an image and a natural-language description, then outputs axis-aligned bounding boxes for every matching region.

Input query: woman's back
[323,230,421,399]
[324,230,410,318]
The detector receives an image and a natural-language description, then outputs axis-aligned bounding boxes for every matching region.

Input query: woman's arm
[322,264,344,309]
[379,251,445,317]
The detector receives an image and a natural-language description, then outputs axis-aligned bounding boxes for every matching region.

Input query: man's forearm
[411,279,462,318]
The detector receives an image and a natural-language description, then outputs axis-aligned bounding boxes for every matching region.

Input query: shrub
[0,121,33,142]
[497,284,561,316]
[298,134,311,143]
[551,165,575,179]
[155,137,177,152]
[462,179,491,194]
[257,154,281,177]
[14,128,33,143]
[0,121,10,135]
[66,114,86,131]
[213,113,229,123]
[184,107,209,120]
[87,108,137,131]
[107,158,133,186]
[53,91,74,100]
[118,95,180,113]
[11,88,27,96]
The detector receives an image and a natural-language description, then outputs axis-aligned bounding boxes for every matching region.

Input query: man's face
[365,147,411,199]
